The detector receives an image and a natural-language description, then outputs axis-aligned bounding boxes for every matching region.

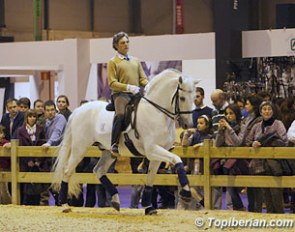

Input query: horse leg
[59,148,88,212]
[141,160,161,215]
[146,145,192,204]
[93,150,120,211]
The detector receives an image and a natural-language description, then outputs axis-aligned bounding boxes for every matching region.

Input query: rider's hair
[112,32,129,51]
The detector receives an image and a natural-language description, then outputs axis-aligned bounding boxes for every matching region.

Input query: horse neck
[145,78,178,112]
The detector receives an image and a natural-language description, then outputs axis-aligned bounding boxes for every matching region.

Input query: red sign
[175,0,184,34]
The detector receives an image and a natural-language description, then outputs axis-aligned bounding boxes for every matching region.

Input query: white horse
[52,69,196,215]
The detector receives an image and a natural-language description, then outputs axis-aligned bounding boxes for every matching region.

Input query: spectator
[215,104,246,211]
[0,125,11,204]
[1,98,24,141]
[33,99,46,127]
[210,89,229,209]
[220,94,263,212]
[41,100,67,205]
[42,100,67,149]
[234,95,248,119]
[192,87,213,128]
[56,95,72,121]
[17,109,46,205]
[246,101,288,214]
[287,118,295,213]
[17,97,31,113]
[181,115,212,209]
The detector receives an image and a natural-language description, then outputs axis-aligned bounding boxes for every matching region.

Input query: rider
[108,32,148,157]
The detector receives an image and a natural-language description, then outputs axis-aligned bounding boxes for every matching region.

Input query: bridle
[132,82,193,139]
[142,84,193,120]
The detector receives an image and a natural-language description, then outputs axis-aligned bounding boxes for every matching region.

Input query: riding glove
[127,84,140,94]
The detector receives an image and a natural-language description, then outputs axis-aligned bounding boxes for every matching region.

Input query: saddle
[106,93,143,156]
[106,93,142,130]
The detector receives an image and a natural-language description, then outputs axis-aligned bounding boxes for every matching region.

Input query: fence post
[203,139,211,209]
[11,139,20,204]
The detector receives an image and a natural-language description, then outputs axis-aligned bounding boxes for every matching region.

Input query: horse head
[144,69,196,129]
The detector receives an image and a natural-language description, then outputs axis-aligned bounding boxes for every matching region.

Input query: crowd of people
[180,87,295,214]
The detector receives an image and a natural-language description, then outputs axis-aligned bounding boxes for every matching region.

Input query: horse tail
[51,116,74,193]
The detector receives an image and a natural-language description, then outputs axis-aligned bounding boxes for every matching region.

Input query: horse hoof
[111,201,120,212]
[111,193,120,211]
[145,206,157,215]
[179,189,192,203]
[61,204,71,213]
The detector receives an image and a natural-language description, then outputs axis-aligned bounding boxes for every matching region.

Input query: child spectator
[181,115,212,209]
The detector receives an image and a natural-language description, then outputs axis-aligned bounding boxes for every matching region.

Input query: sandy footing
[1,205,295,231]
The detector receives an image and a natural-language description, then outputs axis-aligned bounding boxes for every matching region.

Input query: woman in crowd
[56,95,72,121]
[217,94,263,212]
[17,109,46,205]
[246,101,288,213]
[215,103,248,211]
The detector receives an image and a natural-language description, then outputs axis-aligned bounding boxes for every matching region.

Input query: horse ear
[179,76,183,84]
[194,79,201,86]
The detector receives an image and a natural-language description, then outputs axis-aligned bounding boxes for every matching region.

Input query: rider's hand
[127,84,140,94]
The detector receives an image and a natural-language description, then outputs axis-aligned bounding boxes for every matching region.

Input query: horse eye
[180,97,185,102]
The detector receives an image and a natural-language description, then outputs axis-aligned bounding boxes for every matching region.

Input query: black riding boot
[111,115,124,156]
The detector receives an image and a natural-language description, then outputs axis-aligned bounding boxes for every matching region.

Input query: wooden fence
[1,139,295,210]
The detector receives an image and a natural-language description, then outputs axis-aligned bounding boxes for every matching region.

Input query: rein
[142,85,193,120]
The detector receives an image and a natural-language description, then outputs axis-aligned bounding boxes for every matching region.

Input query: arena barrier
[1,139,295,209]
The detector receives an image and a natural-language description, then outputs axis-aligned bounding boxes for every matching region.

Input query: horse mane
[145,69,182,95]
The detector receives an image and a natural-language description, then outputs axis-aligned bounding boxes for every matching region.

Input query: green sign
[34,0,42,41]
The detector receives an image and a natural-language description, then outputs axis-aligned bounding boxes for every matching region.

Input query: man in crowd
[192,87,213,128]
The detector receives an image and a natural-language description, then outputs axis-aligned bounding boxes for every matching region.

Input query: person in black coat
[1,98,24,141]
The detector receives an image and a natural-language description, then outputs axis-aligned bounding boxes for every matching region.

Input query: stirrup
[110,144,120,158]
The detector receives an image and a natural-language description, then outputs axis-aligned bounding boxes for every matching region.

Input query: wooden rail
[1,140,295,209]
